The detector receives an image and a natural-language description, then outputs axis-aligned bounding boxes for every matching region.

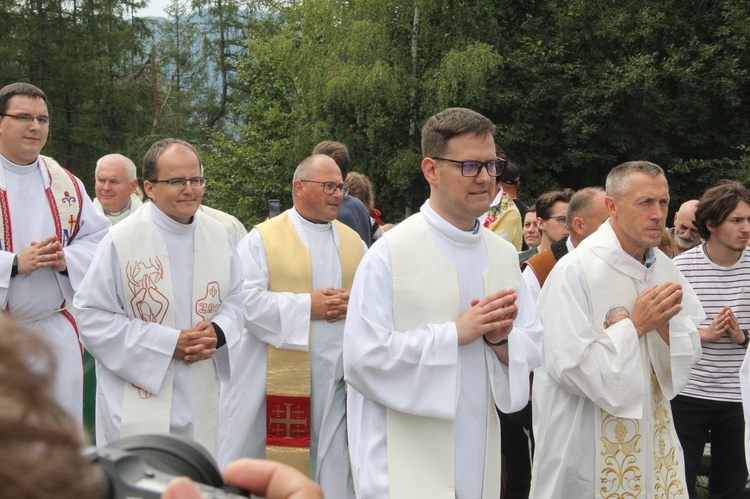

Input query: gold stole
[110,205,230,453]
[0,155,83,253]
[577,244,687,498]
[257,211,364,475]
[385,213,518,499]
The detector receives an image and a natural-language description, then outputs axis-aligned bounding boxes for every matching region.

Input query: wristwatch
[483,336,508,347]
[739,329,750,347]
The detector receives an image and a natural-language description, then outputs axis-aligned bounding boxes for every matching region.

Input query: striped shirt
[673,244,750,402]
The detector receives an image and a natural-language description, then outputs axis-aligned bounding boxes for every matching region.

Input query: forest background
[3,0,750,226]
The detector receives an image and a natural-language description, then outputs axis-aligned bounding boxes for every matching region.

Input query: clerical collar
[149,203,196,235]
[103,198,132,217]
[292,207,331,228]
[421,200,482,246]
[0,153,38,170]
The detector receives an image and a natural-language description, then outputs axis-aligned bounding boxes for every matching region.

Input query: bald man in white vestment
[220,154,364,498]
[75,139,244,457]
[343,107,543,499]
[530,161,704,498]
[0,83,110,424]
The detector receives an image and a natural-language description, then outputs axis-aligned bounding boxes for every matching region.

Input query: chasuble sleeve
[237,230,311,350]
[486,274,543,413]
[538,256,646,418]
[209,243,246,382]
[75,236,180,395]
[343,243,460,420]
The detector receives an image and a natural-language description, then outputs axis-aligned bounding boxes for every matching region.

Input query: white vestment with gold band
[531,221,704,498]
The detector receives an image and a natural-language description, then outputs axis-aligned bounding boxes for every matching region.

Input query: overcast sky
[135,0,169,18]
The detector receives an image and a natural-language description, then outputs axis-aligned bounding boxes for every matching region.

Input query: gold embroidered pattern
[651,371,685,498]
[598,409,643,498]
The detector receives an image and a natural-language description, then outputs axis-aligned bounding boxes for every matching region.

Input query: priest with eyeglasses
[74,138,245,459]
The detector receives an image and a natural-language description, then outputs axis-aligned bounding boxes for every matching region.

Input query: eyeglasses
[0,112,50,126]
[548,215,567,226]
[432,157,507,178]
[300,180,349,196]
[150,177,206,189]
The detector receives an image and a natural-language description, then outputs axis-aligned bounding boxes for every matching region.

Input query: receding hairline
[293,154,340,182]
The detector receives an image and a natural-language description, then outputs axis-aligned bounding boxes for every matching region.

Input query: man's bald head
[673,199,700,252]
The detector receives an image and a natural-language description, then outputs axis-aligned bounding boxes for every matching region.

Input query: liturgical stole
[257,210,364,475]
[578,242,688,498]
[110,204,230,452]
[0,155,83,253]
[385,213,519,499]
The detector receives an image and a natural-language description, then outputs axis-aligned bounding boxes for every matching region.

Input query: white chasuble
[109,203,230,451]
[578,240,688,498]
[386,213,517,499]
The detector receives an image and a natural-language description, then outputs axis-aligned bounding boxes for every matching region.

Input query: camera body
[84,434,250,499]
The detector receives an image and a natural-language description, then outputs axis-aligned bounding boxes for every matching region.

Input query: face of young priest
[0,95,49,165]
[423,131,496,231]
[607,171,669,260]
[95,158,138,213]
[293,155,345,224]
[144,144,203,224]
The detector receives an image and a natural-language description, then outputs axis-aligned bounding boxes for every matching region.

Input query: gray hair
[95,154,137,182]
[605,161,664,200]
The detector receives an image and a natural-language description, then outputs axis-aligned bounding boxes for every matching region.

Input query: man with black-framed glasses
[222,153,365,497]
[0,82,110,426]
[75,138,245,458]
[343,107,542,499]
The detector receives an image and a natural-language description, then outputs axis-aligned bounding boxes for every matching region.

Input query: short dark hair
[313,141,349,177]
[694,181,750,240]
[536,190,574,221]
[421,108,495,158]
[142,138,201,182]
[605,161,664,200]
[0,83,49,115]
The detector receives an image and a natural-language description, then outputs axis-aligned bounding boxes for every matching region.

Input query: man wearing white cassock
[0,83,110,425]
[75,139,244,457]
[93,153,142,224]
[343,107,543,499]
[530,161,704,498]
[219,154,364,498]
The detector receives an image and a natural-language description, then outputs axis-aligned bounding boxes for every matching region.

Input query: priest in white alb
[0,83,110,424]
[93,153,143,224]
[530,161,704,498]
[219,154,364,498]
[75,139,244,457]
[343,108,543,499]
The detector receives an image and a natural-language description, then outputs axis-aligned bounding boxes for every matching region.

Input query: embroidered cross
[269,403,308,439]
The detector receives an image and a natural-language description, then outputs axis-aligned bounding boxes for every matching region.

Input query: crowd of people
[2,80,750,499]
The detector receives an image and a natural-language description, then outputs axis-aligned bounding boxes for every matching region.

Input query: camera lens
[109,434,224,487]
